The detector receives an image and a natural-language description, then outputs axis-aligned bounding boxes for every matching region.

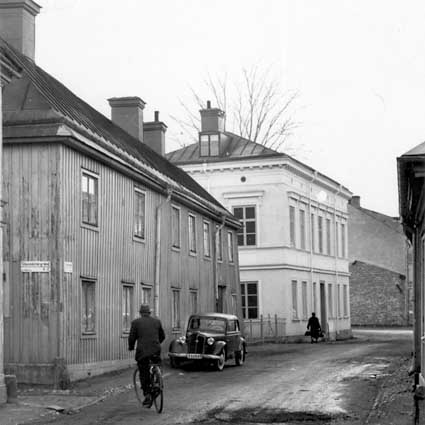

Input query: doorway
[320,282,327,333]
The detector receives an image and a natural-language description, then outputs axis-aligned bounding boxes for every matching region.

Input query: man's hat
[139,304,151,314]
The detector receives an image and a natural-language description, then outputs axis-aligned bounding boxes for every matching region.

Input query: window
[122,284,134,333]
[216,225,223,261]
[172,289,181,329]
[227,320,237,332]
[81,171,98,226]
[302,281,308,319]
[134,189,145,239]
[313,282,317,313]
[190,290,198,314]
[300,209,306,250]
[318,216,323,254]
[227,231,234,262]
[188,214,197,254]
[326,218,331,255]
[240,281,258,319]
[171,206,181,248]
[328,283,333,318]
[199,133,220,156]
[289,206,296,246]
[233,206,256,246]
[141,285,152,309]
[343,284,348,316]
[341,223,346,258]
[231,293,238,314]
[203,221,211,257]
[311,213,315,252]
[82,280,96,334]
[292,280,298,319]
[336,222,340,257]
[337,284,341,317]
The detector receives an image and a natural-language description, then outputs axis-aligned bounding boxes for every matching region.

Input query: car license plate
[187,354,202,359]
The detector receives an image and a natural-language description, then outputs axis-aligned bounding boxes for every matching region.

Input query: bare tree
[169,66,298,151]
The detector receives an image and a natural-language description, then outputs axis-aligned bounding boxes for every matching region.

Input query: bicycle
[133,360,164,413]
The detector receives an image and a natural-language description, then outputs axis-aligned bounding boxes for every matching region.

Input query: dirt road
[26,330,413,425]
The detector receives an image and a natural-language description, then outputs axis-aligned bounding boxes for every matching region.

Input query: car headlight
[207,337,215,345]
[177,336,186,344]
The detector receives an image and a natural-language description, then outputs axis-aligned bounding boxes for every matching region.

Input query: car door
[226,319,240,355]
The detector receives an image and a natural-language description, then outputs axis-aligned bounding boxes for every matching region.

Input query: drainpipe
[333,185,342,340]
[214,215,226,311]
[154,187,173,317]
[309,172,317,312]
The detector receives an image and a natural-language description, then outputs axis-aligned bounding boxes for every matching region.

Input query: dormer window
[199,133,220,156]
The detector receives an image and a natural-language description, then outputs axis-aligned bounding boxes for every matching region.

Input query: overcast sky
[34,0,425,217]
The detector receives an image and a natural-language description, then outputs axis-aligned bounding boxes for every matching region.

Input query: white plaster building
[167,103,352,340]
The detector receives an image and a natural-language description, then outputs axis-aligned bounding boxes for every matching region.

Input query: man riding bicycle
[128,304,165,406]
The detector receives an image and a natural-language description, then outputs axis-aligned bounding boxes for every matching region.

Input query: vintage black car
[168,313,246,371]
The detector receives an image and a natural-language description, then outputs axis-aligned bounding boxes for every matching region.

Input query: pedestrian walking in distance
[128,304,165,406]
[307,312,322,344]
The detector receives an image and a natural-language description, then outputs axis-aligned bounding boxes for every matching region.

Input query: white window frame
[188,213,197,254]
[292,280,299,320]
[133,188,146,240]
[81,279,96,335]
[227,231,234,263]
[302,281,308,319]
[233,205,257,247]
[171,205,181,249]
[203,220,211,258]
[172,289,181,329]
[289,205,296,247]
[141,284,153,309]
[240,281,259,319]
[122,283,134,333]
[81,169,99,228]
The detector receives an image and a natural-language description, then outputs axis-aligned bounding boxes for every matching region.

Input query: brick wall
[348,204,407,275]
[350,261,411,326]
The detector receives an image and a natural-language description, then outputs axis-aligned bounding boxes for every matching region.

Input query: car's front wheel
[235,348,245,366]
[215,351,225,371]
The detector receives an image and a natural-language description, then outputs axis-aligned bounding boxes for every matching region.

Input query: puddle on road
[203,407,350,423]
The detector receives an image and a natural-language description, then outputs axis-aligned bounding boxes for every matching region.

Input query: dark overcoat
[307,315,321,338]
[128,315,165,361]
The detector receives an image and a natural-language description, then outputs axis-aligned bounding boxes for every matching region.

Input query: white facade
[178,155,352,340]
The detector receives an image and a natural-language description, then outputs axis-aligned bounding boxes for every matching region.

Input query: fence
[243,315,287,343]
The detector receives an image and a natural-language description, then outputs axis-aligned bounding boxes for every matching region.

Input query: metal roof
[166,131,283,164]
[0,37,233,219]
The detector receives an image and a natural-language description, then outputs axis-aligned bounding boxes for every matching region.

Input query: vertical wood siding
[5,142,240,370]
[3,143,60,364]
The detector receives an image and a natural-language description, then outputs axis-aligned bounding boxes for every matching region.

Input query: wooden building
[0,35,22,403]
[398,141,425,398]
[0,1,240,386]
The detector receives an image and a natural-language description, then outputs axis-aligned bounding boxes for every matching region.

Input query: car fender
[213,340,226,356]
[240,336,247,352]
[168,339,188,355]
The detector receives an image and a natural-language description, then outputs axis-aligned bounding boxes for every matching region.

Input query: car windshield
[188,317,226,333]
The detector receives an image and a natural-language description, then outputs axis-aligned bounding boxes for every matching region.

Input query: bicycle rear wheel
[133,367,144,405]
[152,368,164,413]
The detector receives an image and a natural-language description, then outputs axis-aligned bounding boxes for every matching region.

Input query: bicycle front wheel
[152,368,164,413]
[133,367,144,405]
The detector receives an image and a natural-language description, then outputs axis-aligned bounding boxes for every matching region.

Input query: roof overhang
[397,152,425,238]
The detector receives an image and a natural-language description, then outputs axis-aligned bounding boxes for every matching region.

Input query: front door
[320,282,327,334]
[217,285,226,313]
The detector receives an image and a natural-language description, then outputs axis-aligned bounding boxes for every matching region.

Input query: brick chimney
[108,97,146,142]
[350,195,360,207]
[199,100,225,132]
[0,0,41,60]
[143,111,167,156]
